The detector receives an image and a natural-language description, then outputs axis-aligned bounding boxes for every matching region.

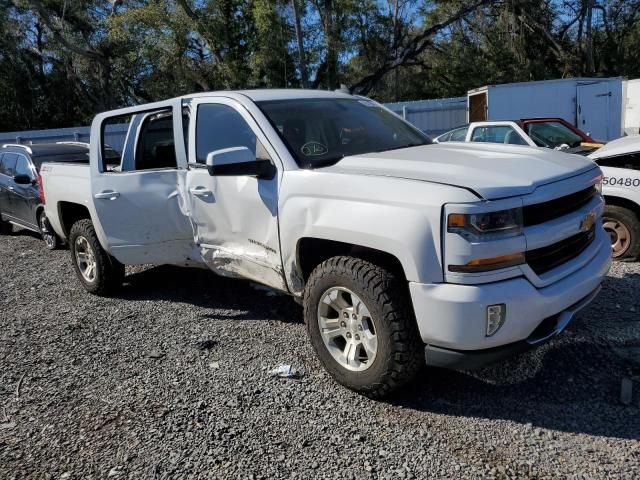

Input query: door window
[0,153,17,176]
[195,104,258,164]
[14,155,33,178]
[135,111,177,170]
[449,127,469,141]
[471,126,527,145]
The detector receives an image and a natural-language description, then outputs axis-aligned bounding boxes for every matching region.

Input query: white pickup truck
[41,90,611,397]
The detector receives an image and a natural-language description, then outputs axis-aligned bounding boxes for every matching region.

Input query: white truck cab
[588,136,640,261]
[41,90,611,397]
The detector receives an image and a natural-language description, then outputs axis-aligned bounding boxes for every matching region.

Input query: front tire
[603,205,640,261]
[304,256,422,398]
[69,219,124,295]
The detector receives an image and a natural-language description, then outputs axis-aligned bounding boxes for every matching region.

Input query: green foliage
[1,0,639,130]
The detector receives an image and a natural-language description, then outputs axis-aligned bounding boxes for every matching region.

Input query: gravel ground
[1,229,639,479]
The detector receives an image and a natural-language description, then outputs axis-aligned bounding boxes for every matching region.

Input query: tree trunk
[585,0,594,74]
[323,0,337,90]
[292,0,309,88]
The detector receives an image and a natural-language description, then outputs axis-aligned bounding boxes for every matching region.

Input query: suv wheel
[38,212,59,250]
[69,219,124,295]
[603,205,640,261]
[304,256,422,398]
[0,217,11,235]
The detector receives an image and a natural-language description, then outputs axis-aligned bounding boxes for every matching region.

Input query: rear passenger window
[101,109,180,172]
[0,153,17,176]
[135,111,177,170]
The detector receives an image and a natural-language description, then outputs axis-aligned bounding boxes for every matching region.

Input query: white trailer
[622,78,640,136]
[467,77,625,141]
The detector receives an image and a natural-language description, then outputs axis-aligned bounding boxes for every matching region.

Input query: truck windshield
[257,98,431,168]
[526,121,586,149]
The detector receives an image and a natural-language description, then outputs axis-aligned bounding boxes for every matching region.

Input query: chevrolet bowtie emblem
[580,212,596,232]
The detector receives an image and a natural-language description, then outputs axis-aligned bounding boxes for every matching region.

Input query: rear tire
[303,256,422,398]
[38,212,59,250]
[69,219,124,295]
[603,205,640,261]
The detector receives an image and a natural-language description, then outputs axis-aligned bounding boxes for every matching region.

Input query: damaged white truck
[41,90,611,397]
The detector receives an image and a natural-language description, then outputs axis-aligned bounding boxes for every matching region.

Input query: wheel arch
[603,195,640,218]
[295,237,408,289]
[58,202,92,238]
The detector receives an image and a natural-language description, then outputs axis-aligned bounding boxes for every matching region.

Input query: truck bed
[40,162,91,241]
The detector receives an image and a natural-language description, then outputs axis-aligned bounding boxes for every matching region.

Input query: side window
[449,127,468,142]
[596,153,640,171]
[15,155,33,178]
[135,111,177,170]
[437,132,452,142]
[0,153,17,176]
[101,115,133,172]
[195,104,258,164]
[471,126,525,145]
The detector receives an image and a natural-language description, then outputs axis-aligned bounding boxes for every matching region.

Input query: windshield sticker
[301,142,328,156]
[358,100,377,108]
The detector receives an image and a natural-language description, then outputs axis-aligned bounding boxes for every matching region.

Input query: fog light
[486,304,506,337]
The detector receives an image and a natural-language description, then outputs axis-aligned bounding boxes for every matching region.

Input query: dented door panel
[185,98,287,291]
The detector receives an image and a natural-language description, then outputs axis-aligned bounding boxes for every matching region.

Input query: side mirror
[13,174,32,185]
[205,147,276,179]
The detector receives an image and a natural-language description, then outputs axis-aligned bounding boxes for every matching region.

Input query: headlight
[448,207,523,241]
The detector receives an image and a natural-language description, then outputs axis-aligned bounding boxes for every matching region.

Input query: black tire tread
[69,219,124,296]
[604,205,640,261]
[38,211,59,250]
[304,256,422,398]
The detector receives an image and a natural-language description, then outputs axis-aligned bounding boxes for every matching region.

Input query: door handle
[8,186,14,191]
[190,187,212,197]
[94,190,120,200]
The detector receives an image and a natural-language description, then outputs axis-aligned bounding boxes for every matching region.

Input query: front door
[11,154,39,228]
[0,153,17,220]
[185,98,286,291]
[91,104,194,265]
[577,82,611,141]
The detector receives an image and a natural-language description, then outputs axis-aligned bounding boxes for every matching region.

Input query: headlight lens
[448,208,523,241]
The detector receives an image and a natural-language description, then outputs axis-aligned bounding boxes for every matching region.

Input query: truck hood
[321,143,597,200]
[588,134,640,160]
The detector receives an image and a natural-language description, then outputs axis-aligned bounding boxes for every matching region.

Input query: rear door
[184,97,286,290]
[91,104,194,265]
[577,83,611,141]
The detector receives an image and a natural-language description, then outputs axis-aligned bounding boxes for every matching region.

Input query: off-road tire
[603,205,640,261]
[69,219,124,296]
[304,256,423,398]
[38,211,59,250]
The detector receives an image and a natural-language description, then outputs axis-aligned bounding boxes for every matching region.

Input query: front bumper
[424,286,600,370]
[409,227,611,365]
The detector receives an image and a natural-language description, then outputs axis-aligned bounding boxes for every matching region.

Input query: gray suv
[0,142,90,249]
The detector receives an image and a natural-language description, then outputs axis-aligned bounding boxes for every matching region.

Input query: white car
[588,135,640,260]
[40,90,610,397]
